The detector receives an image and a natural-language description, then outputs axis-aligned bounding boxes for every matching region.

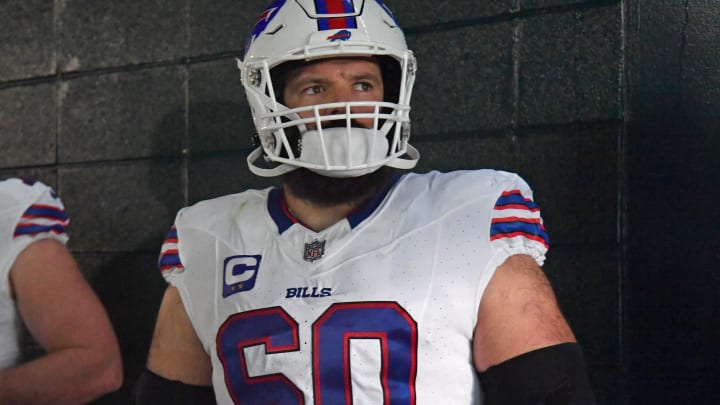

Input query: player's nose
[332,84,355,102]
[319,86,353,116]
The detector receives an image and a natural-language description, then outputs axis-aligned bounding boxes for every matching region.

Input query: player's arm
[473,254,595,404]
[0,238,123,405]
[135,285,215,404]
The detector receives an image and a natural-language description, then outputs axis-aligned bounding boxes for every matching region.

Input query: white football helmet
[240,0,419,178]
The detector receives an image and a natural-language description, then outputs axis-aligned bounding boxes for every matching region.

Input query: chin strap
[385,143,420,170]
[247,144,420,178]
[247,147,299,177]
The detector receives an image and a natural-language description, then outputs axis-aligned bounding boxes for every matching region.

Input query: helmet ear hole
[270,60,305,105]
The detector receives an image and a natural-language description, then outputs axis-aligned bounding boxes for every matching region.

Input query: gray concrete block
[413,135,517,173]
[521,0,565,8]
[519,12,578,125]
[57,0,186,72]
[59,161,184,251]
[0,0,55,81]
[189,0,270,56]
[0,84,57,168]
[577,6,623,121]
[74,251,166,405]
[575,125,620,241]
[681,2,720,137]
[59,67,186,163]
[544,244,622,404]
[521,0,606,9]
[517,124,620,245]
[188,59,253,155]
[0,168,58,191]
[545,244,620,359]
[409,22,514,138]
[385,0,513,27]
[519,7,622,125]
[188,153,277,205]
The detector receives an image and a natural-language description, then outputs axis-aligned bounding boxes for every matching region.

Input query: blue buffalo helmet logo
[326,29,352,42]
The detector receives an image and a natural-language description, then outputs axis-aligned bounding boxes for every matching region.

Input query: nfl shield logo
[303,240,326,262]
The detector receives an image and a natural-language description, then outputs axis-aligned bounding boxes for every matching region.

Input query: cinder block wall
[1,0,624,403]
[626,1,720,403]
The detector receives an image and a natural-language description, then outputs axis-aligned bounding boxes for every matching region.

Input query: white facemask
[299,127,390,178]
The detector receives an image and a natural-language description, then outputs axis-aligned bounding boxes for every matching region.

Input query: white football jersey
[160,170,549,404]
[0,178,69,368]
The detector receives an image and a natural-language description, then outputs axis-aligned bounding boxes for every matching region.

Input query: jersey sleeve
[154,207,219,348]
[12,180,70,246]
[489,175,549,266]
[158,225,184,280]
[1,179,70,296]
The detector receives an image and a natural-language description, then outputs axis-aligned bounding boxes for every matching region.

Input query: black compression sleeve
[134,368,216,405]
[478,342,596,405]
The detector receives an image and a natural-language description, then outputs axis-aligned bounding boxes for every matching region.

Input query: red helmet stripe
[315,0,357,30]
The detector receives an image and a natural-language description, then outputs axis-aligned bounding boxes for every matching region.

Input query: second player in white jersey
[0,178,69,369]
[159,170,549,404]
[0,178,122,403]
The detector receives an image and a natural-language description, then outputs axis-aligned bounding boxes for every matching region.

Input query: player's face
[280,58,392,208]
[282,57,384,129]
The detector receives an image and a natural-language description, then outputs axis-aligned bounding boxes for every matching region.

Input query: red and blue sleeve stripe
[493,190,541,211]
[490,217,550,249]
[13,204,69,237]
[158,226,184,273]
[490,190,550,249]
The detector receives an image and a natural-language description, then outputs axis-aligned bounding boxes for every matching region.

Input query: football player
[0,178,122,403]
[137,0,595,403]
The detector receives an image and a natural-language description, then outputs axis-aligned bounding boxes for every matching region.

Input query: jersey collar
[267,175,401,235]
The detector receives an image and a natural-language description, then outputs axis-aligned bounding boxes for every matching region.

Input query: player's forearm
[0,346,122,405]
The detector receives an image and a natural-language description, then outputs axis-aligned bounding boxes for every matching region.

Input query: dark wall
[1,0,625,403]
[626,1,720,403]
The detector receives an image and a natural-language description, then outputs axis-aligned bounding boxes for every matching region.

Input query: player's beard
[282,166,397,208]
[281,118,398,207]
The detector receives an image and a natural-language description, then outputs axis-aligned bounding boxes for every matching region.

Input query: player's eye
[353,82,373,92]
[301,85,324,96]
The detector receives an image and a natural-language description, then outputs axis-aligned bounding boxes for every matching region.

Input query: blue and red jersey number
[217,302,418,404]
